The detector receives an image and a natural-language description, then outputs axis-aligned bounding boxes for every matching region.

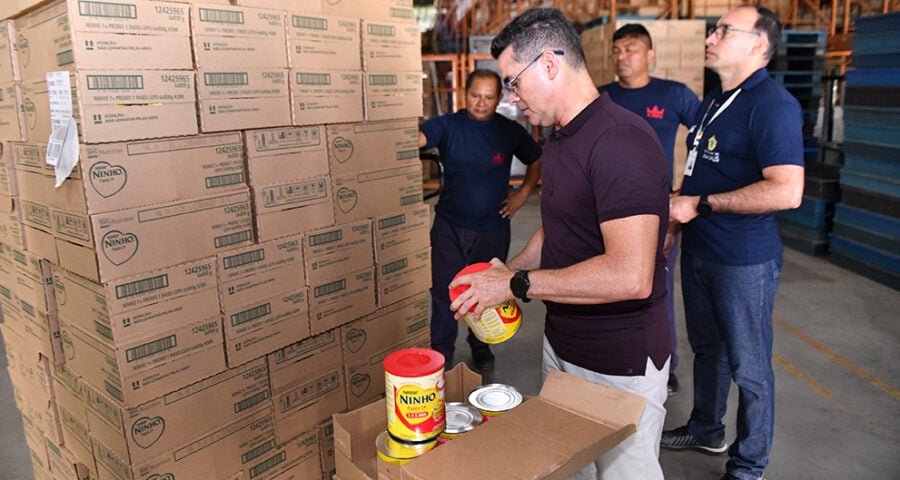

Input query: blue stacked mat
[831,11,900,290]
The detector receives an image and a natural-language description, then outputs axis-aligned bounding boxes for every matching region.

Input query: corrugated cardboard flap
[400,370,646,480]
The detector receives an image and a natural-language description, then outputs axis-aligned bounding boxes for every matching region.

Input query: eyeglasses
[502,49,565,96]
[707,24,761,40]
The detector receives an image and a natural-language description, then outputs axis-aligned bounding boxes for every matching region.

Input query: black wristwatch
[697,194,713,217]
[510,270,531,303]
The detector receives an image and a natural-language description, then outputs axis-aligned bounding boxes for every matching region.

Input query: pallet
[830,250,900,291]
[844,86,900,108]
[834,203,900,240]
[805,161,841,179]
[851,31,900,55]
[776,44,825,57]
[840,186,900,219]
[840,169,900,198]
[851,53,900,70]
[768,55,825,72]
[787,86,823,101]
[846,68,900,87]
[844,140,900,165]
[769,70,823,86]
[777,216,832,242]
[781,30,828,46]
[855,11,900,35]
[844,156,900,180]
[830,234,900,276]
[832,222,900,257]
[843,122,900,149]
[805,176,841,200]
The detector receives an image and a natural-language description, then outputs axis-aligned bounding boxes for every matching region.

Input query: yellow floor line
[772,353,833,398]
[774,316,900,401]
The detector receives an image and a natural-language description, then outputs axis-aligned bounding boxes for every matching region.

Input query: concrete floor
[2,192,899,479]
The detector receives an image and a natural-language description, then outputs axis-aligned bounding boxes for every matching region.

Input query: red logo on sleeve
[646,105,665,119]
[491,153,504,165]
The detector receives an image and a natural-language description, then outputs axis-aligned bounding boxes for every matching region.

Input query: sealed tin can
[437,402,483,444]
[384,347,445,442]
[449,262,522,344]
[467,383,523,422]
[375,430,436,465]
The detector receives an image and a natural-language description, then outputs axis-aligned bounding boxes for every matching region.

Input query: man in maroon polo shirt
[448,8,671,480]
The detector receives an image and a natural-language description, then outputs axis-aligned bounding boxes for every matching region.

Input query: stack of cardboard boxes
[0,0,427,479]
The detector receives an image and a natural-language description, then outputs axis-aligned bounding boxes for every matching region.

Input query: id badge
[685,149,698,176]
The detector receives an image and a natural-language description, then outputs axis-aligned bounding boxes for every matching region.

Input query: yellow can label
[385,370,445,442]
[464,299,522,344]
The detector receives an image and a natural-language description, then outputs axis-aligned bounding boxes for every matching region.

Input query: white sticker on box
[45,71,80,187]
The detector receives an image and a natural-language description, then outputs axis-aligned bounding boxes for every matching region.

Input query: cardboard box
[334,365,645,480]
[15,0,192,81]
[375,246,429,306]
[0,81,26,141]
[76,133,246,214]
[343,329,428,410]
[237,0,321,11]
[57,189,253,283]
[0,202,26,249]
[2,293,63,365]
[1,323,53,396]
[59,315,226,407]
[20,409,52,474]
[251,174,332,215]
[321,0,414,24]
[373,204,430,262]
[361,21,420,71]
[304,219,373,286]
[196,68,292,132]
[0,20,20,84]
[119,407,281,480]
[290,69,363,126]
[85,357,270,467]
[331,164,423,224]
[287,12,361,71]
[53,257,219,349]
[254,198,335,243]
[266,427,324,480]
[9,142,82,178]
[217,234,305,309]
[244,125,329,187]
[363,71,423,121]
[191,3,288,69]
[44,437,92,480]
[653,42,681,69]
[51,378,95,469]
[21,71,199,145]
[319,420,336,480]
[0,141,18,195]
[23,224,57,264]
[267,330,347,444]
[325,118,420,176]
[10,373,63,445]
[223,287,311,368]
[340,288,429,367]
[666,19,707,40]
[308,267,375,335]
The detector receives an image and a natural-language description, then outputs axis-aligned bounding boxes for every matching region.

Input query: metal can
[437,402,483,444]
[449,262,523,344]
[384,347,446,442]
[467,383,523,422]
[375,430,436,465]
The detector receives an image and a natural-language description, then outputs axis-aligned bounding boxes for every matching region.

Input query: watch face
[511,271,529,298]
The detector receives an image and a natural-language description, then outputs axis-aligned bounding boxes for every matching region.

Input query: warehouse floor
[1,192,898,479]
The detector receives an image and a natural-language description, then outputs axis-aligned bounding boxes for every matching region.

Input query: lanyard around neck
[691,88,741,149]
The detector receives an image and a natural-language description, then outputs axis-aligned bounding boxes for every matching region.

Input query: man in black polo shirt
[448,8,670,480]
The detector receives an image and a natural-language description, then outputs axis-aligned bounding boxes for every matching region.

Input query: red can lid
[448,262,492,311]
[384,348,445,377]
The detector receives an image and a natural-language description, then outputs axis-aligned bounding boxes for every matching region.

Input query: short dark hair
[490,8,586,69]
[746,5,781,61]
[466,69,502,96]
[613,24,653,49]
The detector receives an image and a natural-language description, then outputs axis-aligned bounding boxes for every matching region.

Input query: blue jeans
[429,214,510,364]
[681,253,781,480]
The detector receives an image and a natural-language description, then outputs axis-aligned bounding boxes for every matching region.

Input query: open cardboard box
[333,363,646,480]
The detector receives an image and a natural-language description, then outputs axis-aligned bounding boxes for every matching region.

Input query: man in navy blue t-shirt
[599,23,700,397]
[419,69,542,371]
[662,6,804,480]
